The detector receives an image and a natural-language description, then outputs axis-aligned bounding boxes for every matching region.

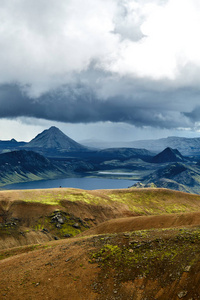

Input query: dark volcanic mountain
[25,126,86,151]
[151,147,185,163]
[139,162,200,194]
[0,150,69,186]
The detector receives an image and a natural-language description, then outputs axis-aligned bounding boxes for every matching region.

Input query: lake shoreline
[1,176,137,191]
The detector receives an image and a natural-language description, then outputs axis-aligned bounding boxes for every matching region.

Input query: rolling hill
[1,187,200,250]
[1,187,200,299]
[0,150,69,186]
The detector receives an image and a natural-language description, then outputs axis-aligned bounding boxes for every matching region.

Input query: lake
[2,177,137,190]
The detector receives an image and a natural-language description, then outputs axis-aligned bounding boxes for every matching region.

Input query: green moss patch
[89,227,200,292]
[33,210,90,239]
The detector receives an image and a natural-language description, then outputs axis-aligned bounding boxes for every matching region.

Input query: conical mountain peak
[152,147,185,163]
[26,127,86,151]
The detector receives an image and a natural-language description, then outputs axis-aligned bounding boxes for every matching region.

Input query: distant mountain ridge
[0,139,26,151]
[0,128,200,157]
[80,136,200,156]
[98,147,153,160]
[128,136,200,156]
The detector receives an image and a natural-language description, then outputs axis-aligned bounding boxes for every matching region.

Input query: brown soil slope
[0,228,200,300]
[0,188,141,227]
[1,188,200,299]
[0,189,136,250]
[1,187,200,250]
[82,211,200,236]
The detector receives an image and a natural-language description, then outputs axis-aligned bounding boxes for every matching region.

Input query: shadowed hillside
[142,162,200,194]
[0,150,70,186]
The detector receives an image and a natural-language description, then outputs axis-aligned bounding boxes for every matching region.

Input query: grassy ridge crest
[1,187,200,215]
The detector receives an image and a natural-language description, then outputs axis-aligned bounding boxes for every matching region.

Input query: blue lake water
[2,177,137,190]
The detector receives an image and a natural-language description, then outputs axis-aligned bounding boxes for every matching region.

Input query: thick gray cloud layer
[0,78,196,130]
[0,0,200,132]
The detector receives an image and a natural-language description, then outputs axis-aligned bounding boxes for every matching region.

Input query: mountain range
[1,126,200,194]
[128,136,200,156]
[1,127,200,157]
[81,136,200,156]
[0,127,155,187]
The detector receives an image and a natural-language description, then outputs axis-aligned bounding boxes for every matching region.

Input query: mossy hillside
[1,188,103,206]
[33,210,90,238]
[89,228,200,296]
[2,188,200,216]
[106,189,197,214]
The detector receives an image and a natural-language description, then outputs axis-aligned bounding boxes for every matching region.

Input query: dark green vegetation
[0,126,156,187]
[97,147,153,162]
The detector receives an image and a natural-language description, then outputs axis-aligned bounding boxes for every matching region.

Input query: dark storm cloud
[0,0,200,134]
[0,81,193,130]
[184,107,200,122]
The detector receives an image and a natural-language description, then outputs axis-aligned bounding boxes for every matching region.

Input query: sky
[1,0,200,143]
